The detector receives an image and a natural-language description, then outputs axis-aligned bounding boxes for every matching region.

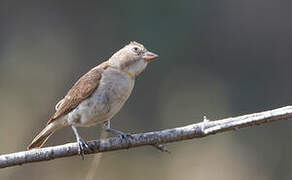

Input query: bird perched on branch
[27,41,158,158]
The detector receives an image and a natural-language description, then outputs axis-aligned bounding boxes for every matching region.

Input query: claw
[72,126,93,159]
[77,138,90,160]
[103,121,133,144]
[118,133,133,140]
[116,132,133,145]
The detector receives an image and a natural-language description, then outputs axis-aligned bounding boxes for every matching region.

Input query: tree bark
[1,106,292,169]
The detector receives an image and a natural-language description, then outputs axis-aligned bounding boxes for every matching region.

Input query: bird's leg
[72,125,89,159]
[103,120,133,141]
[103,120,169,153]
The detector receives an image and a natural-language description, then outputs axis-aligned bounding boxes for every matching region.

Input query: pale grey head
[108,41,158,77]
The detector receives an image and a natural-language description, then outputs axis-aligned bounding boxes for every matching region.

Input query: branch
[1,106,292,169]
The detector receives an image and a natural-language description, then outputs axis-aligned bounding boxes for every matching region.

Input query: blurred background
[1,0,292,179]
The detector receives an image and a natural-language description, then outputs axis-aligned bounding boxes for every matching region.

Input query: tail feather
[27,121,63,150]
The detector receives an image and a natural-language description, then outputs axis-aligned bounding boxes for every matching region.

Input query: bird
[27,41,158,158]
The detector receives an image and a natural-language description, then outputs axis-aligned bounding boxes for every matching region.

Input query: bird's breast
[94,68,135,119]
[101,69,135,103]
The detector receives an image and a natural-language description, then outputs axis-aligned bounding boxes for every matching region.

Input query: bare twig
[1,106,292,169]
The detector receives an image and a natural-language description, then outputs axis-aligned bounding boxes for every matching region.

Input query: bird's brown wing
[47,62,108,124]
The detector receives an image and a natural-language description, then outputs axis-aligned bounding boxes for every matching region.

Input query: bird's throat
[124,71,135,79]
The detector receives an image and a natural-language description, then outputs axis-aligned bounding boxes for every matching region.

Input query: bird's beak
[143,51,159,62]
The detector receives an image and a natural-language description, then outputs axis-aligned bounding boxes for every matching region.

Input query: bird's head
[109,41,158,78]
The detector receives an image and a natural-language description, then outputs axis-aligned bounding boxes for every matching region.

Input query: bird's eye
[133,47,139,52]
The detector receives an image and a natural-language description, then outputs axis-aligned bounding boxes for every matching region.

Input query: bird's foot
[77,138,90,160]
[105,127,133,144]
[117,131,134,140]
[116,132,134,147]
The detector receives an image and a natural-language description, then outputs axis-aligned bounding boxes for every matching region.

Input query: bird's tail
[27,120,64,150]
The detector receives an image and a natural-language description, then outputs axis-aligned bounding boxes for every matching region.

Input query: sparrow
[27,41,158,157]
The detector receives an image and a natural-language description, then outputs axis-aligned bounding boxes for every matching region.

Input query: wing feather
[47,62,108,124]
